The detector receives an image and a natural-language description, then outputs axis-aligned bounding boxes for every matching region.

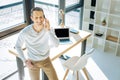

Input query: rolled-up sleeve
[48,30,59,47]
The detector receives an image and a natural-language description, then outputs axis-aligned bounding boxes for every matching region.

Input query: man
[15,7,59,80]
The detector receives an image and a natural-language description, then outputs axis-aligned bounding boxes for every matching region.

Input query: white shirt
[15,24,59,62]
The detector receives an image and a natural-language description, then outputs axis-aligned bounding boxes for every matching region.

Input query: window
[35,0,59,28]
[0,0,82,79]
[65,8,80,29]
[0,0,24,32]
[66,0,79,7]
[65,0,80,29]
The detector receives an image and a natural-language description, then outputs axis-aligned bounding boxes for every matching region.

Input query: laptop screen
[54,28,69,39]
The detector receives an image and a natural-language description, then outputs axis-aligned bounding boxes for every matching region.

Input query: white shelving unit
[83,0,120,56]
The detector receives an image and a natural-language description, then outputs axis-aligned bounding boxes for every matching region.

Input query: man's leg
[28,67,40,80]
[42,57,58,80]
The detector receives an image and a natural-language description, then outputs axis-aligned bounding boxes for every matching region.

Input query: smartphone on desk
[70,28,79,34]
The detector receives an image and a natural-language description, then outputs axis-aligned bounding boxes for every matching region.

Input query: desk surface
[50,30,91,61]
[9,30,91,61]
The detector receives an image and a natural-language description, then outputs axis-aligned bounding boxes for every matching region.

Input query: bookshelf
[83,0,120,56]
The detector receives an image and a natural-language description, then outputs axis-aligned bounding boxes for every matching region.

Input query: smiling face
[31,11,45,27]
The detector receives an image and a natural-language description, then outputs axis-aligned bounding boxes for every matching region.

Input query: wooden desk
[8,30,91,80]
[50,30,91,61]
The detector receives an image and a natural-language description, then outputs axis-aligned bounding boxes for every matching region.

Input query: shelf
[96,0,110,13]
[92,37,105,50]
[106,29,119,43]
[94,25,106,39]
[119,34,120,44]
[95,12,108,26]
[83,9,91,22]
[83,0,120,56]
[104,40,118,54]
[84,0,96,11]
[108,24,120,32]
[82,22,94,33]
[82,22,88,30]
[108,15,120,30]
[110,0,120,16]
[83,9,95,24]
[116,44,120,56]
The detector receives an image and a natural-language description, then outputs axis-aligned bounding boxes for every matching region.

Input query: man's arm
[15,33,26,62]
[44,18,59,47]
[48,30,59,47]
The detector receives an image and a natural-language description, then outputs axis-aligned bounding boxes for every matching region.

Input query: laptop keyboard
[59,39,72,44]
[60,39,70,42]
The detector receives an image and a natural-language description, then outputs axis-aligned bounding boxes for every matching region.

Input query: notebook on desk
[54,28,72,44]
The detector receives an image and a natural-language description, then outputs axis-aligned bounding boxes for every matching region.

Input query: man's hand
[44,18,50,31]
[25,59,34,69]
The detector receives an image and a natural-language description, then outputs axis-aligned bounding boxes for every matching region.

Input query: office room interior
[0,0,120,80]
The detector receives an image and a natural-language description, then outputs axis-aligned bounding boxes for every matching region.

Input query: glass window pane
[35,0,59,27]
[35,0,58,5]
[65,8,80,29]
[66,0,80,7]
[0,0,24,79]
[0,0,24,31]
[0,34,18,79]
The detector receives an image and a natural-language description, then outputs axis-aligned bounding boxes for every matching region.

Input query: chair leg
[83,67,89,80]
[76,71,79,80]
[63,69,69,80]
[73,71,74,75]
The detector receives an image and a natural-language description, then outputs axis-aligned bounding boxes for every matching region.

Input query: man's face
[31,11,45,26]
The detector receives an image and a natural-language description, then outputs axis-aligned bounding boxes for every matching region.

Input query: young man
[15,7,59,80]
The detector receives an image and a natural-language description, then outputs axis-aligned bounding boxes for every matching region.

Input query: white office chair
[63,48,95,80]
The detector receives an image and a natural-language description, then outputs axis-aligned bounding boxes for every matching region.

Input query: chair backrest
[74,48,95,70]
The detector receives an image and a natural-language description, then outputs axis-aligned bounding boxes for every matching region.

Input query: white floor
[53,48,120,80]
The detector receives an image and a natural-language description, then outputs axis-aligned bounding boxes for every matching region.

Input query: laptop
[54,28,72,44]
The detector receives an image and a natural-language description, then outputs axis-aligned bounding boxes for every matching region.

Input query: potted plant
[102,18,106,26]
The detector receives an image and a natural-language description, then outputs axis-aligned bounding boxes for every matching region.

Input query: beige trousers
[28,57,58,80]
